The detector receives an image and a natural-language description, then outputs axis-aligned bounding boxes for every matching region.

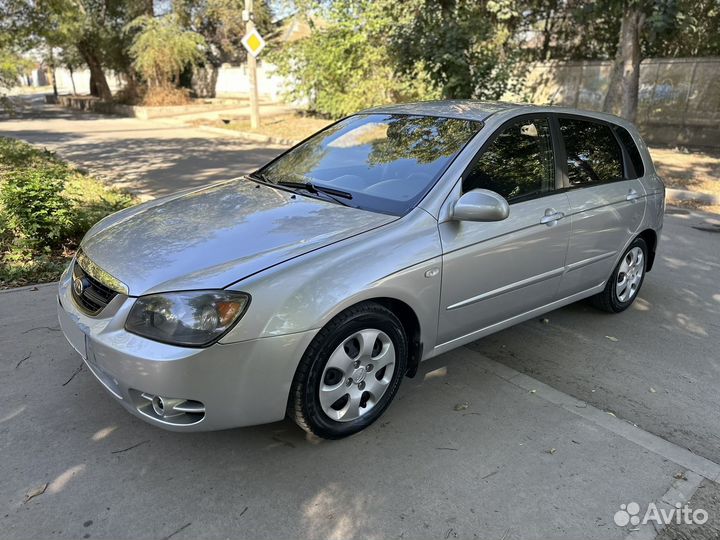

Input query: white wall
[19,62,289,101]
[214,62,288,100]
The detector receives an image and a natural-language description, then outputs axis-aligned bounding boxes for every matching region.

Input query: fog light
[151,395,165,416]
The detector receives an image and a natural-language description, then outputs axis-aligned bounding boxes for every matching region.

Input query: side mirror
[451,189,510,222]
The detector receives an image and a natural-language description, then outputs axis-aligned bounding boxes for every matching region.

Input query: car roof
[362,100,516,122]
[360,100,633,129]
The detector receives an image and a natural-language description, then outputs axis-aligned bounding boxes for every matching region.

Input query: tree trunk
[68,66,77,95]
[48,49,58,98]
[603,6,644,122]
[77,41,112,101]
[191,65,219,98]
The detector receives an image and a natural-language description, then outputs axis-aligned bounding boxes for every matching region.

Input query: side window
[462,117,555,202]
[559,118,623,186]
[613,125,645,178]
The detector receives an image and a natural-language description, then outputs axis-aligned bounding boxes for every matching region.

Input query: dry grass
[211,113,333,141]
[141,86,192,106]
[650,147,720,213]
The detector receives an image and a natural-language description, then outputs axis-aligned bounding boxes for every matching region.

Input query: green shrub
[0,136,135,287]
[0,166,74,248]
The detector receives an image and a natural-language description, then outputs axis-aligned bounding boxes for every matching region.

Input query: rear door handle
[540,210,565,225]
[626,189,641,201]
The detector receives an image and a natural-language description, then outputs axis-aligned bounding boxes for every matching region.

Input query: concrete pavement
[1,283,716,539]
[469,207,720,464]
[0,99,286,200]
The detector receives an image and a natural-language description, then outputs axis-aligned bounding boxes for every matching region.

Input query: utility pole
[245,0,260,129]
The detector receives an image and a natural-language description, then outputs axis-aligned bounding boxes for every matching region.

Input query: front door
[437,116,571,346]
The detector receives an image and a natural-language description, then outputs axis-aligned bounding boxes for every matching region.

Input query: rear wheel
[591,237,648,313]
[288,302,407,439]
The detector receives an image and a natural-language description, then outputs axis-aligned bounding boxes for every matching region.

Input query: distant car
[58,101,665,439]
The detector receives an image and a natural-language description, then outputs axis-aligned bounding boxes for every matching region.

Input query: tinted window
[462,117,555,202]
[258,113,482,215]
[559,118,623,186]
[614,125,645,178]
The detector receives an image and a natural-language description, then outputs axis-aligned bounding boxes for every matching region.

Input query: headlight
[125,290,250,347]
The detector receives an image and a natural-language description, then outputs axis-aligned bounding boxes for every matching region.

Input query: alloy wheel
[319,329,396,422]
[616,246,644,302]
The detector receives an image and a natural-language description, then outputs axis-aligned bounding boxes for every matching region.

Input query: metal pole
[246,0,260,129]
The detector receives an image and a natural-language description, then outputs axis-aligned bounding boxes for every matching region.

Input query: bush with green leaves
[0,136,134,287]
[0,166,73,247]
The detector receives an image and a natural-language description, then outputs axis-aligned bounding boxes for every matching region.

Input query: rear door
[554,116,647,297]
[437,115,571,346]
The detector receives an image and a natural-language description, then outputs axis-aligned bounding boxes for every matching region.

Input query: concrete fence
[511,57,720,148]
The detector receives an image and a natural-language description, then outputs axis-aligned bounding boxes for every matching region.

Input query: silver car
[57,101,664,439]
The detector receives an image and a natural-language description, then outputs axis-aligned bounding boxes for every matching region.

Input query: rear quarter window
[613,125,645,178]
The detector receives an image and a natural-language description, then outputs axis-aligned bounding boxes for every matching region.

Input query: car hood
[80,178,396,296]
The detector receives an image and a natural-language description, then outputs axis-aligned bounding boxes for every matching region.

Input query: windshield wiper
[276,181,353,200]
[247,171,272,184]
[275,181,354,208]
[249,174,353,207]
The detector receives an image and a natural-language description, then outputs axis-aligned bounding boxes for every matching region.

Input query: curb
[0,281,57,294]
[666,188,720,205]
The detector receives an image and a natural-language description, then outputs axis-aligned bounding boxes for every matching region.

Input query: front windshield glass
[257,113,483,215]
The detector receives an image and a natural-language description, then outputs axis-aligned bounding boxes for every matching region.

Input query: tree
[270,0,434,118]
[603,4,645,121]
[270,0,525,118]
[127,14,206,90]
[392,0,524,100]
[519,0,718,122]
[171,0,273,96]
[0,47,32,91]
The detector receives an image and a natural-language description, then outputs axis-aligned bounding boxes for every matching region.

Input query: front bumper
[56,265,316,431]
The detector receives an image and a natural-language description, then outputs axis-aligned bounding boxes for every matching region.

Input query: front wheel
[288,302,408,439]
[591,237,648,313]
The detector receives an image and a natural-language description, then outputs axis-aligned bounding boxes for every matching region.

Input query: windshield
[256,113,483,215]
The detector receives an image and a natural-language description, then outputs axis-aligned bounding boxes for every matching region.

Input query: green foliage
[0,48,32,90]
[0,167,73,247]
[0,137,134,287]
[175,0,274,65]
[393,0,524,100]
[127,14,206,88]
[270,0,527,118]
[269,0,437,118]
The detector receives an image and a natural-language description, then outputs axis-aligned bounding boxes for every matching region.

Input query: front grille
[71,260,118,315]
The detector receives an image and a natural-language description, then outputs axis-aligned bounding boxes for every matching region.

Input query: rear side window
[559,118,623,186]
[462,117,555,202]
[613,126,645,178]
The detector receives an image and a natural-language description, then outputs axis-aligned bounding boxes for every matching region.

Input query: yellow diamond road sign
[242,29,266,58]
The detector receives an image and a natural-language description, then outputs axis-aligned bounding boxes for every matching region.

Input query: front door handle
[626,189,641,201]
[540,209,565,225]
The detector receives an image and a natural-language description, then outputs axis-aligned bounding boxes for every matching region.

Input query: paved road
[469,207,720,464]
[0,284,707,540]
[0,99,285,199]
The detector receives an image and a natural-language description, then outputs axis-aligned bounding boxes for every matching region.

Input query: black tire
[288,302,408,439]
[591,237,648,313]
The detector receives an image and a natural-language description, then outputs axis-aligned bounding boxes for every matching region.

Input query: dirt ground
[198,113,333,142]
[650,147,720,213]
